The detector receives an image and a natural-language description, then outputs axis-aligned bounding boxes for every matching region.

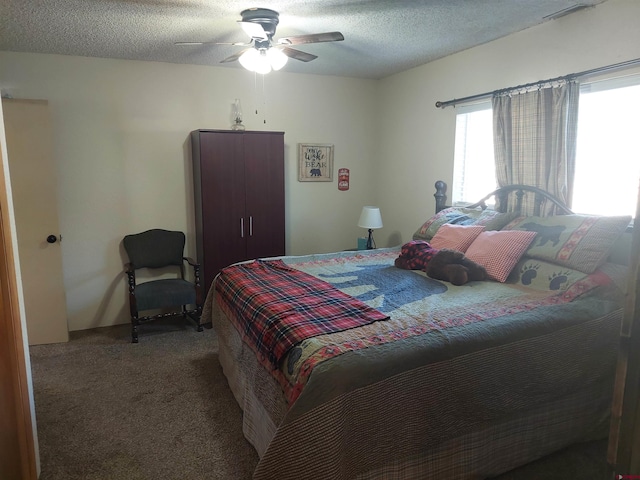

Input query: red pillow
[429,224,485,252]
[465,230,538,282]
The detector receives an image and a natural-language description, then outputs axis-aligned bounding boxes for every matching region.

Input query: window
[452,75,640,217]
[573,77,640,216]
[452,102,494,205]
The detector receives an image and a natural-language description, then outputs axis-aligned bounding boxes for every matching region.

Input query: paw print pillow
[508,258,587,291]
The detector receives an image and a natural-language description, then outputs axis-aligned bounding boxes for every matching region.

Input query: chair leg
[131,317,139,343]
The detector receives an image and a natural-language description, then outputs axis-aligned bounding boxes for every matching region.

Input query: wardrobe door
[244,132,285,260]
[198,132,246,291]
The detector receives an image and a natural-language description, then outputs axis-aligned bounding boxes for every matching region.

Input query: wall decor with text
[298,143,334,182]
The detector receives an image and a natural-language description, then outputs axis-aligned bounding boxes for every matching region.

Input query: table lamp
[357,206,383,249]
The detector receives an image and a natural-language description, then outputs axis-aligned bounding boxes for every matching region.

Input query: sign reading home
[298,143,334,182]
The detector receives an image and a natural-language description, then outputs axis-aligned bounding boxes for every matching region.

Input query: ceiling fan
[175,8,344,74]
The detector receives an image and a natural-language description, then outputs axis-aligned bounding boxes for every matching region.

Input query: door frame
[0,102,38,479]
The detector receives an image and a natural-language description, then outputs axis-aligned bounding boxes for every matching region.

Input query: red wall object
[338,168,349,191]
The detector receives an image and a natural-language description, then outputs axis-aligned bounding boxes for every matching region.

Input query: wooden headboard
[434,180,574,216]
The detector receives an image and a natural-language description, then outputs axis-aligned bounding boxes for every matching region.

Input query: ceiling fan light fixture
[253,50,272,74]
[238,48,257,70]
[239,48,270,74]
[239,47,288,74]
[267,48,288,71]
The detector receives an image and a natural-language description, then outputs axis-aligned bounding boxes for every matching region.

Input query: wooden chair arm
[183,257,200,268]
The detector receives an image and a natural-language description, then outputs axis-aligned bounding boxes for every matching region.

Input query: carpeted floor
[29,319,610,479]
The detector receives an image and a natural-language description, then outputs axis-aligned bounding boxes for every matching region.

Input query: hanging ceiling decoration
[175,8,344,74]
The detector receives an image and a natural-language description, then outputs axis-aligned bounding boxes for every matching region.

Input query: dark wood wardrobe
[191,129,285,294]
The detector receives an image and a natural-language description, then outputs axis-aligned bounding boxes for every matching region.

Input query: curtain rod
[435,57,640,109]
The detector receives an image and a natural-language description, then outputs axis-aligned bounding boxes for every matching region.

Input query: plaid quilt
[215,259,389,369]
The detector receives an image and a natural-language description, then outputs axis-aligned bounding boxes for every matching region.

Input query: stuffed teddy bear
[394,240,487,286]
[425,248,487,286]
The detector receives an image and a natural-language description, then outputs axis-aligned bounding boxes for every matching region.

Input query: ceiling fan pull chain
[254,72,259,117]
[262,74,267,124]
[251,72,268,125]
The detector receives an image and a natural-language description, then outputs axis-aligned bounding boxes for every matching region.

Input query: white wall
[376,0,640,249]
[0,0,638,332]
[0,53,377,330]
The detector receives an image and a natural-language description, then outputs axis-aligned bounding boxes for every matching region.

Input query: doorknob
[46,234,62,244]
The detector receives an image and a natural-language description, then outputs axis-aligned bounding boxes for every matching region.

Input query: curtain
[492,81,579,216]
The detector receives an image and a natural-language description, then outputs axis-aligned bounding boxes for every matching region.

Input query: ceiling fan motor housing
[240,8,279,38]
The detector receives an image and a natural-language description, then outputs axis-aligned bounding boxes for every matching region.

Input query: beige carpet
[29,319,609,479]
[30,320,258,480]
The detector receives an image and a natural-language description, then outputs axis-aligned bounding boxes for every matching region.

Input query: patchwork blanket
[213,248,621,407]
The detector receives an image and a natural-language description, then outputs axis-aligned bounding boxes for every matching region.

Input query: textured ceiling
[0,0,608,79]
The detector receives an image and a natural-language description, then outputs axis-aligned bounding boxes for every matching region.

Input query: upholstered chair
[123,229,203,343]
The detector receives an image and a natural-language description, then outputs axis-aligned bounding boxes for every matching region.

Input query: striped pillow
[429,224,485,252]
[465,230,538,282]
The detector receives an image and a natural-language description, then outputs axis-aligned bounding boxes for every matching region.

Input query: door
[244,132,285,260]
[3,99,69,345]
[197,131,246,292]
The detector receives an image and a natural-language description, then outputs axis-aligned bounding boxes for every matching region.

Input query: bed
[202,181,632,479]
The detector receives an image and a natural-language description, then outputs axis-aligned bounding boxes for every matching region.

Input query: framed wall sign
[298,143,334,182]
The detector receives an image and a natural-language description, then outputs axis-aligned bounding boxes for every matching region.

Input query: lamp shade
[267,48,288,71]
[239,47,288,74]
[358,206,383,229]
[239,48,271,74]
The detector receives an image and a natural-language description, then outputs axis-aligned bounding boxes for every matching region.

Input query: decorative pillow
[465,230,538,282]
[606,230,632,266]
[509,258,588,291]
[429,224,485,252]
[413,207,517,241]
[503,214,631,274]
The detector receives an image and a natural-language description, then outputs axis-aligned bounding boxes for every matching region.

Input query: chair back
[123,229,186,269]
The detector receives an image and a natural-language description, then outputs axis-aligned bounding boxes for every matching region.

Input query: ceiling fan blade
[238,21,269,40]
[277,31,344,46]
[220,48,251,64]
[175,41,250,46]
[281,47,317,62]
